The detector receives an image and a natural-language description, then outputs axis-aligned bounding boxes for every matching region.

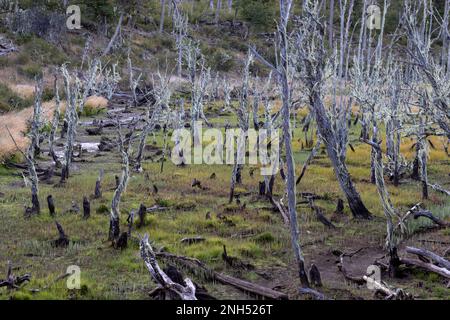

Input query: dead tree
[109,119,132,244]
[140,234,197,300]
[102,13,124,56]
[159,0,166,33]
[94,169,104,199]
[0,261,31,290]
[251,0,311,288]
[134,70,170,172]
[362,128,403,277]
[172,3,188,77]
[402,0,450,139]
[7,79,43,215]
[292,0,371,219]
[229,51,252,204]
[60,65,79,183]
[48,74,61,166]
[127,50,142,109]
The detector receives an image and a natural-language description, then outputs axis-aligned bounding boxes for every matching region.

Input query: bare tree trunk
[215,0,222,24]
[328,0,334,47]
[103,13,123,56]
[159,0,166,33]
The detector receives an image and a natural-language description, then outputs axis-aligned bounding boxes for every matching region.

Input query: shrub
[0,83,32,112]
[234,0,276,31]
[18,64,43,79]
[42,87,54,102]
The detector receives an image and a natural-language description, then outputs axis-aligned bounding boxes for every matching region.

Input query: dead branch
[155,251,288,300]
[405,247,450,270]
[140,234,197,300]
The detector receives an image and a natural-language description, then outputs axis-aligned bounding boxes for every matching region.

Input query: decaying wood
[155,251,288,300]
[83,196,90,220]
[363,275,412,300]
[405,247,450,271]
[47,195,55,217]
[180,237,206,245]
[52,221,69,248]
[0,261,31,290]
[140,234,197,300]
[401,258,450,279]
[427,183,450,197]
[94,169,104,199]
[413,210,449,228]
[308,199,336,229]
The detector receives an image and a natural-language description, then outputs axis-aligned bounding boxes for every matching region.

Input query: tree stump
[83,196,90,220]
[47,195,55,217]
[138,203,147,228]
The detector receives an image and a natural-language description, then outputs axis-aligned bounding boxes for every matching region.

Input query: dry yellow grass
[0,100,65,159]
[11,84,35,99]
[85,95,108,109]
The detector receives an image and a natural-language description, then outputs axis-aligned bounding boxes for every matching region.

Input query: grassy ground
[0,100,448,300]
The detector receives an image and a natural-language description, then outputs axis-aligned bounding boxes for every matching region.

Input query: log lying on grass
[155,251,288,300]
[401,258,450,279]
[140,234,197,300]
[406,247,450,270]
[0,261,31,290]
[413,210,449,227]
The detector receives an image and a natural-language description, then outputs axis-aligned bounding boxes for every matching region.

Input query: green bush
[18,64,43,79]
[0,83,32,112]
[23,37,68,66]
[234,0,276,31]
[42,87,55,102]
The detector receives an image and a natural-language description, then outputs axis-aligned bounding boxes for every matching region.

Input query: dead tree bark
[48,74,61,167]
[47,195,55,217]
[103,13,123,56]
[109,120,132,243]
[140,234,197,300]
[294,2,371,220]
[94,169,104,199]
[83,196,90,220]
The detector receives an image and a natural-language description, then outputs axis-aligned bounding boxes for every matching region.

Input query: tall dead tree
[127,50,142,109]
[60,65,79,183]
[402,0,450,139]
[160,0,166,33]
[172,3,188,77]
[109,119,132,242]
[7,79,43,215]
[252,0,310,288]
[48,74,61,166]
[293,0,371,219]
[102,13,124,57]
[134,70,170,172]
[229,51,252,203]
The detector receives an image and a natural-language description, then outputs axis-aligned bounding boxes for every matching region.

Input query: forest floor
[0,96,449,300]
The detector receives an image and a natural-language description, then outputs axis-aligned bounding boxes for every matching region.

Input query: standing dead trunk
[102,13,123,56]
[48,75,61,166]
[94,169,104,199]
[159,0,166,33]
[83,196,90,220]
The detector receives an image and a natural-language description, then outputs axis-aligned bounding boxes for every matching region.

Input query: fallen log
[0,261,31,290]
[181,237,206,245]
[406,247,450,270]
[413,210,449,227]
[156,251,288,300]
[401,258,450,279]
[140,235,197,300]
